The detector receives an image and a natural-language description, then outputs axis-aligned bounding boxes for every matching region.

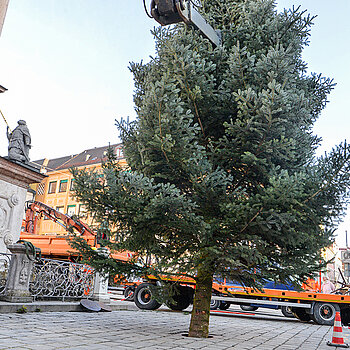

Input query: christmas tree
[71,0,350,338]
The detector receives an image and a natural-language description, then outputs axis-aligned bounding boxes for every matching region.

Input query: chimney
[40,158,49,174]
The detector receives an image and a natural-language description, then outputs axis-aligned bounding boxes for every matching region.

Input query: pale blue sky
[0,1,155,159]
[0,1,349,244]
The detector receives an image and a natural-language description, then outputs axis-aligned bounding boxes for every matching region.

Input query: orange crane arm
[25,200,95,238]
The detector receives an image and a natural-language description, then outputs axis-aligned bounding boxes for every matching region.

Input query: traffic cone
[327,311,349,348]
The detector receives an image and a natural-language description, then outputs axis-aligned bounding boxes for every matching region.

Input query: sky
[0,0,349,244]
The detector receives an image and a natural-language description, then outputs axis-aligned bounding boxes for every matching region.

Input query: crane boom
[25,200,95,238]
[22,200,133,261]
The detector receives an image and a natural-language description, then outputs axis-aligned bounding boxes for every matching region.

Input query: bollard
[92,272,110,304]
[91,247,110,304]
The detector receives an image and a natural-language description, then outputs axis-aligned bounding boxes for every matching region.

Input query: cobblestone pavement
[0,307,348,350]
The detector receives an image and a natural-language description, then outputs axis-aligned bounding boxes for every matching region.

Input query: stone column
[0,157,45,254]
[92,272,110,304]
[1,243,38,302]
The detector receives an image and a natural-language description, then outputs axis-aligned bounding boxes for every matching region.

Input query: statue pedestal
[0,157,45,254]
[0,243,39,303]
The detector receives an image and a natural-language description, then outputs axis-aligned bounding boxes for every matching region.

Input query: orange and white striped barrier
[327,311,349,348]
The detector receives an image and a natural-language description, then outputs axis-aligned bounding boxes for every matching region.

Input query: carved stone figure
[7,120,31,163]
[19,261,29,285]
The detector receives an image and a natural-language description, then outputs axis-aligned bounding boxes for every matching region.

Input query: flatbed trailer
[130,277,350,326]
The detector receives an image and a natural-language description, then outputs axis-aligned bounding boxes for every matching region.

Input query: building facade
[0,0,9,93]
[31,144,126,235]
[322,242,342,287]
[0,0,9,36]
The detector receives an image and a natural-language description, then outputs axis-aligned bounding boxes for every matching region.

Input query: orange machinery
[21,200,130,262]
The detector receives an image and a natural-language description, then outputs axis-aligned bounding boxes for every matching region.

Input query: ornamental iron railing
[0,253,11,296]
[30,258,95,300]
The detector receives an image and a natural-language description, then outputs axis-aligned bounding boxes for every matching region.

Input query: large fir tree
[71,0,350,338]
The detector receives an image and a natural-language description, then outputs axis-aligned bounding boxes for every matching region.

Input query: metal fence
[30,258,95,300]
[0,253,95,300]
[0,253,11,296]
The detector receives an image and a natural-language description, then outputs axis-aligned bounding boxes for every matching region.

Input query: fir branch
[156,100,170,163]
[240,207,264,233]
[304,143,350,204]
[236,41,247,90]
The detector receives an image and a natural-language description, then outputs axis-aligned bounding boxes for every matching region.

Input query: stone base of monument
[0,301,83,313]
[0,157,45,303]
[1,295,33,303]
[0,243,39,303]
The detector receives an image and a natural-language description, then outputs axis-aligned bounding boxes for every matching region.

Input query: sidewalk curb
[0,300,138,314]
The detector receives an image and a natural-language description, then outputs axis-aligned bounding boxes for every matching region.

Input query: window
[67,205,76,216]
[78,205,87,218]
[115,147,124,158]
[36,182,46,196]
[96,173,105,185]
[59,179,68,192]
[56,206,64,213]
[48,181,57,194]
[70,179,75,191]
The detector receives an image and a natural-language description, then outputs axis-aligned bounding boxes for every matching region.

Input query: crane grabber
[147,0,221,47]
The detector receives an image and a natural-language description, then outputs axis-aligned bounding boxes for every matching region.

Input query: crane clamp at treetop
[147,0,222,47]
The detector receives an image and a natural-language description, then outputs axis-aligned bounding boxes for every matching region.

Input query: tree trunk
[188,265,214,338]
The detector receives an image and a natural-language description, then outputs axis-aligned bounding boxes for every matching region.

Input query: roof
[32,144,123,173]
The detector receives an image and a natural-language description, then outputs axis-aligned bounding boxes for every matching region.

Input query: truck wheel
[210,299,220,310]
[124,286,135,301]
[219,301,230,310]
[311,302,340,326]
[134,283,162,310]
[240,305,259,311]
[291,308,311,322]
[281,306,294,318]
[166,286,193,311]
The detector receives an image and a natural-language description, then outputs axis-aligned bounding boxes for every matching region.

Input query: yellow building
[32,144,126,235]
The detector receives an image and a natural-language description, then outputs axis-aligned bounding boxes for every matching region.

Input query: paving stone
[0,306,345,350]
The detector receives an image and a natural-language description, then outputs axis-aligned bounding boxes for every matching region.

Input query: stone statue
[6,120,31,163]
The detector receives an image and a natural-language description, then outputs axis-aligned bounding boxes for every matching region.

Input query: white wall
[0,0,9,37]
